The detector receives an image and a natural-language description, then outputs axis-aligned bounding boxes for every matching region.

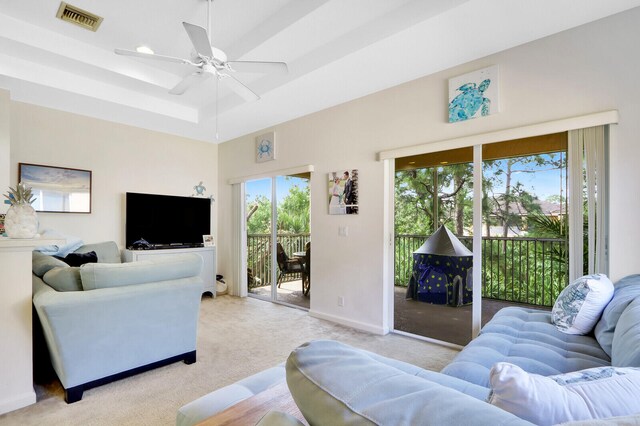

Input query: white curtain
[230,183,247,297]
[568,126,607,281]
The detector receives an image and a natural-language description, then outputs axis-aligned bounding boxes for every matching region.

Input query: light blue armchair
[32,242,203,403]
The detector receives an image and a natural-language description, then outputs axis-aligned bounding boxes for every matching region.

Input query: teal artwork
[449,80,491,122]
[448,65,499,123]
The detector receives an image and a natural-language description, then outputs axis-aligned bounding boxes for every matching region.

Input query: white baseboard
[309,310,389,335]
[0,391,36,415]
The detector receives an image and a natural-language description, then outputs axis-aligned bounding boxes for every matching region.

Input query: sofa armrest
[286,340,533,426]
[33,276,203,389]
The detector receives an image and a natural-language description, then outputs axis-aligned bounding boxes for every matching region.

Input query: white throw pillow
[552,274,614,335]
[488,363,640,425]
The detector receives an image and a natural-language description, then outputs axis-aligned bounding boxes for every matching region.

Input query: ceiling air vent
[56,2,103,32]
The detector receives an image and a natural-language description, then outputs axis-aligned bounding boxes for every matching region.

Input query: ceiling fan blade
[227,61,288,74]
[221,73,260,102]
[169,71,211,95]
[182,22,214,59]
[114,48,192,65]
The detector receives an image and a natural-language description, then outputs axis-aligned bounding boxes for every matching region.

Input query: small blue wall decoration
[192,181,214,203]
[256,131,276,163]
[448,65,499,123]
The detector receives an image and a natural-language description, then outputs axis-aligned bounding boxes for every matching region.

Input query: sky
[246,176,308,205]
[245,153,566,207]
[486,153,566,201]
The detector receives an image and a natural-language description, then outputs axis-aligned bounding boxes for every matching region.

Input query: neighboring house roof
[490,197,565,218]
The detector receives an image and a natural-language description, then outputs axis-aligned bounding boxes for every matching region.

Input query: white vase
[5,203,38,239]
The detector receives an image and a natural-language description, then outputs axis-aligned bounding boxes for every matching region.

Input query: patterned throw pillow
[552,274,614,335]
[488,363,640,425]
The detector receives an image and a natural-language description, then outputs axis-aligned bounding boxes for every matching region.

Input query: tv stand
[123,246,216,297]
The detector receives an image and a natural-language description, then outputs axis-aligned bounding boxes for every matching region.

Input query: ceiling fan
[114,0,288,102]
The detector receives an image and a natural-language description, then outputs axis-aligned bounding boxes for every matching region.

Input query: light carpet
[1,295,458,426]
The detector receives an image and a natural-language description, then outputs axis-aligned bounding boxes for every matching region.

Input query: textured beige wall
[8,102,218,248]
[0,90,9,214]
[218,8,640,333]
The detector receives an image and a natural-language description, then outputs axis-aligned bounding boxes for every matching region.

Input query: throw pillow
[56,251,98,267]
[32,251,68,277]
[488,362,640,425]
[594,274,640,357]
[552,274,614,335]
[43,267,83,292]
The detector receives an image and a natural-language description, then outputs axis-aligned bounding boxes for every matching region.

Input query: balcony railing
[248,233,568,306]
[247,233,310,288]
[395,234,569,307]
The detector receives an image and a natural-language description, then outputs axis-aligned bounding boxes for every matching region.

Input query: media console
[123,246,216,297]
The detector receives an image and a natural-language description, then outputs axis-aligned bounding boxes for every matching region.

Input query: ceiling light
[136,46,154,55]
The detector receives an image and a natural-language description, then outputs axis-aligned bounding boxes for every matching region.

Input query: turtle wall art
[448,65,500,123]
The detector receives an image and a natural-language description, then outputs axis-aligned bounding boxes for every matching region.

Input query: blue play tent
[405,225,473,306]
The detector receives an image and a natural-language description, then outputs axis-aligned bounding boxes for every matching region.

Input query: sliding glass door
[393,147,475,345]
[393,132,573,346]
[245,174,311,309]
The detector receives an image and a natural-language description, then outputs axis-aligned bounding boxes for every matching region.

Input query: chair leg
[302,276,310,296]
[65,385,84,404]
[183,350,196,365]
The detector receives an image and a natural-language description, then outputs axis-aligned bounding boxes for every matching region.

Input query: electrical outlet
[338,296,345,307]
[338,225,348,237]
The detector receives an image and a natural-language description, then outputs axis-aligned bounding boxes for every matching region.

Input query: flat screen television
[125,192,211,249]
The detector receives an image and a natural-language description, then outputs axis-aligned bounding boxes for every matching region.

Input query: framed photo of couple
[328,169,358,215]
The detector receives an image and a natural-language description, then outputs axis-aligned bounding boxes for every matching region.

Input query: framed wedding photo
[328,169,359,215]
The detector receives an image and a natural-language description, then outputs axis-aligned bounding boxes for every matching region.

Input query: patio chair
[301,242,310,296]
[276,242,304,287]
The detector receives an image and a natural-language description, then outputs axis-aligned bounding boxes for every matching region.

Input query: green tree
[246,182,311,235]
[277,184,310,234]
[395,164,473,236]
[482,153,563,237]
[246,195,271,234]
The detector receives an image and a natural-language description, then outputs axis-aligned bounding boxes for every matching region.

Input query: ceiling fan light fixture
[136,45,154,55]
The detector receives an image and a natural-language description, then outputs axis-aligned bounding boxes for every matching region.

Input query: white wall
[0,90,9,214]
[217,7,640,334]
[8,101,218,247]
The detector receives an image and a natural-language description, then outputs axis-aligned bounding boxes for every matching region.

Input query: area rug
[1,296,458,425]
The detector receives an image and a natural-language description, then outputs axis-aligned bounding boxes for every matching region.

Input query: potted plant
[3,182,38,238]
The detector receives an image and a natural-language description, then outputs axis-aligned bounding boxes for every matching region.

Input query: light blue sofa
[441,274,640,387]
[32,241,204,403]
[178,274,640,425]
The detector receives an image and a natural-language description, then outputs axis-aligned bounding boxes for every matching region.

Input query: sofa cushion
[32,251,68,277]
[75,241,121,263]
[56,250,98,267]
[488,363,640,425]
[80,253,202,291]
[611,297,640,367]
[594,274,640,357]
[43,267,82,292]
[286,340,531,426]
[441,307,611,388]
[552,274,614,335]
